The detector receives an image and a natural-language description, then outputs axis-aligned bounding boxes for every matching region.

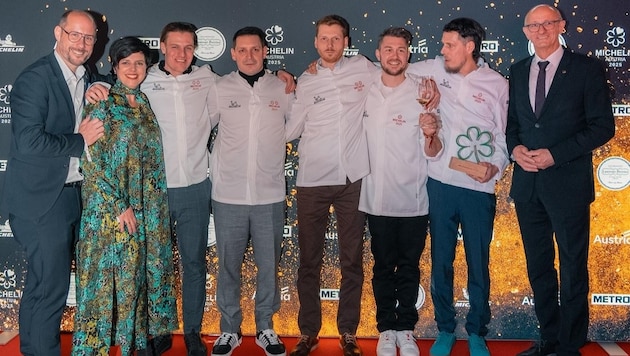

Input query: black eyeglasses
[523,20,563,32]
[60,27,97,45]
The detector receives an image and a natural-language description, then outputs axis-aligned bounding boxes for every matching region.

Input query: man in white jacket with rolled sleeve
[406,17,509,356]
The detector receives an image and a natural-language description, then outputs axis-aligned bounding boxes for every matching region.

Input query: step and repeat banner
[1,0,629,341]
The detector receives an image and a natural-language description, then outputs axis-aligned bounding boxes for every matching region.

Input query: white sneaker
[211,332,242,356]
[256,329,286,356]
[376,330,397,356]
[396,330,419,356]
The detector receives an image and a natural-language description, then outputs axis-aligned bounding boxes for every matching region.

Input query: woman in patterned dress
[72,36,177,356]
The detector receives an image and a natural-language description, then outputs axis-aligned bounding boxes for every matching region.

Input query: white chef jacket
[209,71,293,205]
[359,72,430,217]
[286,55,380,186]
[407,56,509,194]
[141,64,219,188]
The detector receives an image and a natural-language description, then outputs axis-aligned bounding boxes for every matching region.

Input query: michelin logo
[0,34,25,53]
[0,219,12,237]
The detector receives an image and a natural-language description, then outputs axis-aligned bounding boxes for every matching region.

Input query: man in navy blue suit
[507,4,615,356]
[0,9,104,356]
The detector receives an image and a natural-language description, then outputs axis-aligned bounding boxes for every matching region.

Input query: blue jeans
[427,178,495,336]
[167,178,212,334]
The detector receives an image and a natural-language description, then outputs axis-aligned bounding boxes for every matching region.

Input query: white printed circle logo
[607,27,626,48]
[597,156,630,191]
[0,269,16,289]
[415,284,426,309]
[0,84,12,105]
[195,27,226,62]
[207,213,216,247]
[265,25,284,45]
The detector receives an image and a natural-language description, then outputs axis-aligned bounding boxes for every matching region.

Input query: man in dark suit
[0,10,104,356]
[507,4,615,356]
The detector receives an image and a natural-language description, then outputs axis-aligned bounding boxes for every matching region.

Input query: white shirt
[286,55,380,186]
[407,56,509,194]
[359,73,429,217]
[528,45,564,111]
[209,71,293,205]
[54,51,85,184]
[142,64,219,188]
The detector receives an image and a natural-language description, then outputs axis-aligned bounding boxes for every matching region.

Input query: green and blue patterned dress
[72,81,177,356]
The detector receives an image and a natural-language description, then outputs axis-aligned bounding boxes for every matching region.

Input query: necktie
[534,60,549,117]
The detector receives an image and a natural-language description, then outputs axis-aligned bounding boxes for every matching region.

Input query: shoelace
[342,333,357,345]
[215,333,238,346]
[298,335,311,345]
[258,330,281,346]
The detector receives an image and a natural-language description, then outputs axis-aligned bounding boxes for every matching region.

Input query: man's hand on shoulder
[276,70,296,93]
[85,83,111,104]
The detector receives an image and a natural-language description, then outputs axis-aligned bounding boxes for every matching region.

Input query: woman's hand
[117,207,137,234]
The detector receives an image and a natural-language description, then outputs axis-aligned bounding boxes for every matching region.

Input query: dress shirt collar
[533,45,564,69]
[54,51,86,84]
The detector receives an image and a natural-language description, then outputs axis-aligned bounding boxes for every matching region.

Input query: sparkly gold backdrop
[0,0,628,342]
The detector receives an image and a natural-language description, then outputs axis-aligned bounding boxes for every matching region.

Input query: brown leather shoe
[289,335,319,356]
[516,340,557,356]
[339,333,362,356]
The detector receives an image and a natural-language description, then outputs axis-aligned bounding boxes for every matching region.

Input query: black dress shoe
[184,332,207,356]
[516,340,557,356]
[152,334,173,356]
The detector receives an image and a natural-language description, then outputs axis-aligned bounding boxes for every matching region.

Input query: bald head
[523,4,566,58]
[524,4,562,26]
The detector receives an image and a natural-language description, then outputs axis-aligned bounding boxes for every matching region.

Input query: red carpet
[1,332,630,355]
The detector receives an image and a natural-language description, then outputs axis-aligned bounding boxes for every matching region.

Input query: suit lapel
[518,56,537,122]
[539,50,571,119]
[47,53,77,126]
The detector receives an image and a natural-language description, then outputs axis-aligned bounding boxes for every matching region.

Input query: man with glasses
[0,9,104,356]
[508,4,614,356]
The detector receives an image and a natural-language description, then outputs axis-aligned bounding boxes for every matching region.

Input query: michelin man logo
[265,25,284,45]
[0,269,16,289]
[607,27,626,48]
[0,84,12,105]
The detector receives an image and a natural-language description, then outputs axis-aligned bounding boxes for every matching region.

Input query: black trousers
[10,185,82,356]
[515,196,590,356]
[367,214,428,332]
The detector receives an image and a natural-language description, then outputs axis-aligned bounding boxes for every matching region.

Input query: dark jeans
[427,178,495,337]
[368,214,428,332]
[167,178,212,334]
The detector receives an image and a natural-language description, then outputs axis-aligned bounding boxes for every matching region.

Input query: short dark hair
[109,36,151,69]
[232,26,267,48]
[378,27,412,48]
[160,22,198,47]
[315,14,350,38]
[443,17,486,61]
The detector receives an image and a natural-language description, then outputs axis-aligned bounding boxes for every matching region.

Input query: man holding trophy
[406,17,509,356]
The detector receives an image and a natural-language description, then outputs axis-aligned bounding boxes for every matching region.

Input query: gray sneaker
[256,329,286,356]
[211,332,242,356]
